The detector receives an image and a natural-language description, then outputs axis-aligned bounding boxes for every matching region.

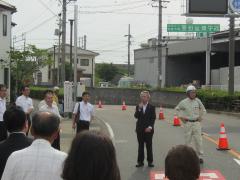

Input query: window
[4,68,9,87]
[80,59,89,66]
[3,15,7,36]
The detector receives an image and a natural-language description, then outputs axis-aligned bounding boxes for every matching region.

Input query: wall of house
[0,10,12,89]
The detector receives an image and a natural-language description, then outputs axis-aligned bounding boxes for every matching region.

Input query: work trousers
[184,121,204,158]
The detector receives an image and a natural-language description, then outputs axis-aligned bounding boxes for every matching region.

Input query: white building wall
[41,66,49,83]
[211,66,240,91]
[0,10,12,88]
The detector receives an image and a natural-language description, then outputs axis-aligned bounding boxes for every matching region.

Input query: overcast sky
[7,0,231,64]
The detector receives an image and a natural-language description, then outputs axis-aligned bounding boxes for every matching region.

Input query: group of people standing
[0,84,120,180]
[134,85,206,171]
[0,83,206,180]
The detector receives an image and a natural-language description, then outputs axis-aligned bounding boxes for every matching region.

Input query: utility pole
[152,0,169,88]
[57,13,62,86]
[228,15,235,95]
[53,45,56,85]
[69,19,74,82]
[61,0,67,86]
[73,5,78,102]
[158,0,162,87]
[124,24,132,77]
[83,35,87,50]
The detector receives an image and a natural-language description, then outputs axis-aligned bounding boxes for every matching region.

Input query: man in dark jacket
[134,91,156,167]
[0,106,33,178]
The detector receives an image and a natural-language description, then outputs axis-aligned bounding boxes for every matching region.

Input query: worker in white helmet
[175,85,206,164]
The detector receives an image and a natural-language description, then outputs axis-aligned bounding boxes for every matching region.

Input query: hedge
[30,86,240,111]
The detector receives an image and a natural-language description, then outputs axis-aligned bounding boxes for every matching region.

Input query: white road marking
[105,122,115,141]
[200,173,218,178]
[234,158,240,166]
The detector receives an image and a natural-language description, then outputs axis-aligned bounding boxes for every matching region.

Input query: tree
[96,63,119,82]
[8,45,52,95]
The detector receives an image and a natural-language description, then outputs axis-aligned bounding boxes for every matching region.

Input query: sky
[7,0,233,64]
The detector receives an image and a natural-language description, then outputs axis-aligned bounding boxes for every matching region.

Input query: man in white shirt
[72,91,94,133]
[39,91,61,150]
[2,111,67,180]
[0,84,7,141]
[15,86,34,135]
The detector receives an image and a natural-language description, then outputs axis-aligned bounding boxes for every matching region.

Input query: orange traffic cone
[159,106,164,120]
[173,114,181,126]
[122,101,127,110]
[98,100,103,108]
[217,123,229,150]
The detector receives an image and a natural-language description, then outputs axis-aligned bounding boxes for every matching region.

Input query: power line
[39,0,58,16]
[79,0,147,8]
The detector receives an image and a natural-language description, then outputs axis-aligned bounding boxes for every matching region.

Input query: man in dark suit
[0,106,33,178]
[134,91,156,167]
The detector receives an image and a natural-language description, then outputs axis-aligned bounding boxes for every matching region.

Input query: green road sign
[167,24,220,32]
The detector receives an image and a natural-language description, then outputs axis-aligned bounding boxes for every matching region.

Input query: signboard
[167,24,220,32]
[64,81,73,113]
[150,170,225,180]
[229,0,240,13]
[77,82,86,97]
[188,0,228,15]
[196,32,209,38]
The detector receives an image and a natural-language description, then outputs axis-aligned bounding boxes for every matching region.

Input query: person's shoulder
[16,95,22,101]
[88,102,94,108]
[148,104,155,108]
[52,149,67,159]
[181,98,188,103]
[195,97,202,102]
[8,146,29,159]
[0,139,8,149]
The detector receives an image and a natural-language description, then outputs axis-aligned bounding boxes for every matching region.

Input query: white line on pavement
[105,122,115,141]
[233,158,240,166]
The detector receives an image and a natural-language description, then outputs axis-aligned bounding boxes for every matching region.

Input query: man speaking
[134,91,156,168]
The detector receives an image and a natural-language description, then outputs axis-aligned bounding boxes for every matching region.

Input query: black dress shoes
[148,163,154,167]
[135,163,144,167]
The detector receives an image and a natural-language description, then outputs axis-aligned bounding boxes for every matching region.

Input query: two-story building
[0,1,16,90]
[34,44,99,87]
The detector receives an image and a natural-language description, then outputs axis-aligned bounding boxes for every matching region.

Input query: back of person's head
[165,145,200,180]
[3,106,27,133]
[31,111,60,138]
[62,131,121,180]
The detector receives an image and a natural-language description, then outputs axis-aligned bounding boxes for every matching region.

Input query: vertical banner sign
[64,81,73,113]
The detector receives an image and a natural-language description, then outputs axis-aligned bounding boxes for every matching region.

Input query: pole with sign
[64,81,73,113]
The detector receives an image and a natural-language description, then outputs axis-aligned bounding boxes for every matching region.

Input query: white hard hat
[53,86,59,91]
[186,85,196,92]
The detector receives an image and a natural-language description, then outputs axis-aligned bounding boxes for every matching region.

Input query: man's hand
[144,127,152,133]
[72,122,76,130]
[198,117,203,122]
[179,117,187,124]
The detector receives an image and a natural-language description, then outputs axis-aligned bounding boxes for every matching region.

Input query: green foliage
[95,63,119,82]
[30,86,64,100]
[8,45,53,94]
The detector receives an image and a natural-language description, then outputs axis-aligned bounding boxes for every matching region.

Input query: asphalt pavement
[95,105,240,180]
